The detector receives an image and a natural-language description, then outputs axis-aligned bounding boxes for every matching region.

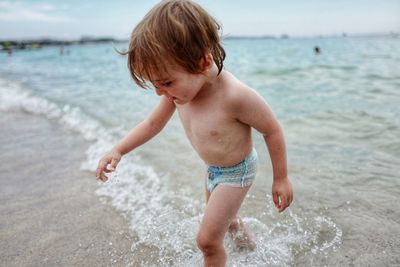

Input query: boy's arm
[115,96,176,155]
[96,96,175,181]
[231,86,293,212]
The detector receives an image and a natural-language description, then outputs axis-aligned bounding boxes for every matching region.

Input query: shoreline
[0,111,135,266]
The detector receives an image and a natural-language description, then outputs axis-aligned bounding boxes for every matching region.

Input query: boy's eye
[161,81,172,87]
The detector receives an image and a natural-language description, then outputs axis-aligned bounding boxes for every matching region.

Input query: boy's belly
[186,127,253,167]
[177,101,253,166]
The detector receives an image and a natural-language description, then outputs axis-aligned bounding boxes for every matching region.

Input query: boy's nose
[155,88,164,96]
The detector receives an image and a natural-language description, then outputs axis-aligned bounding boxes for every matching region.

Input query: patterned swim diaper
[207,148,258,192]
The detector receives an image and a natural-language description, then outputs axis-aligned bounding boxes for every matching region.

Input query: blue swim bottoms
[207,148,258,192]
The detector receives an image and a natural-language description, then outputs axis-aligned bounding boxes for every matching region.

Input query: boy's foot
[228,216,256,251]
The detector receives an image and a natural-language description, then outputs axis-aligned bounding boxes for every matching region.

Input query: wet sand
[0,112,135,266]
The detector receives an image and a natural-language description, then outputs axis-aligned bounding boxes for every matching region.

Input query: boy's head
[126,0,226,88]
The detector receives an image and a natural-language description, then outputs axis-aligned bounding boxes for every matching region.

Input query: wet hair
[124,0,226,88]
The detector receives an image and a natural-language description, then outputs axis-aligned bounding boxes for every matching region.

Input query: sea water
[1,36,399,266]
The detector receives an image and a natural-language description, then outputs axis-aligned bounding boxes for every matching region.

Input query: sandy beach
[0,112,135,267]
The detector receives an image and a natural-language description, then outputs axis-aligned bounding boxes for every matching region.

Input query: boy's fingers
[110,158,119,170]
[96,158,110,178]
[272,192,279,207]
[279,197,288,212]
[100,172,108,182]
[96,166,103,179]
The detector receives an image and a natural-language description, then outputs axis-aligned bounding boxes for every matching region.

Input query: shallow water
[1,36,400,266]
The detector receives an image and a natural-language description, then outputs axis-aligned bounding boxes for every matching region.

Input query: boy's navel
[210,130,218,136]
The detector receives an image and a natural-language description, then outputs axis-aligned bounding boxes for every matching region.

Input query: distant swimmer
[314,46,321,54]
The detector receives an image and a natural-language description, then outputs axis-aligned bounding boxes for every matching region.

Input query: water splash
[92,152,342,266]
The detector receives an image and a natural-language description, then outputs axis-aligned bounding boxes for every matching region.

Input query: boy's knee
[196,231,220,255]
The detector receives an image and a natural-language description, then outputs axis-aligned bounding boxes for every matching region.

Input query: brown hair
[125,0,226,88]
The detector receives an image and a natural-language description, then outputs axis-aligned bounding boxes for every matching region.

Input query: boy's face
[150,65,208,105]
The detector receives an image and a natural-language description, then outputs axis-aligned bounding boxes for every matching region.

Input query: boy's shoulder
[221,71,262,110]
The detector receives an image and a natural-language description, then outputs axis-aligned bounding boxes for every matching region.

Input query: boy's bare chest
[177,105,231,140]
[176,102,251,165]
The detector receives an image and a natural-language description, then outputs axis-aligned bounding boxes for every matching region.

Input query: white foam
[0,78,61,118]
[0,78,107,142]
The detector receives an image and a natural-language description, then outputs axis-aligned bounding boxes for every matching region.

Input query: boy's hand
[96,149,122,182]
[272,177,293,212]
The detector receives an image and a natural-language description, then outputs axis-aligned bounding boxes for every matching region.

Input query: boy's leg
[227,216,256,251]
[205,180,239,223]
[204,182,255,250]
[197,185,250,267]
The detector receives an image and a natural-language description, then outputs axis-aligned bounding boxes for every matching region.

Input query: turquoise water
[1,37,400,266]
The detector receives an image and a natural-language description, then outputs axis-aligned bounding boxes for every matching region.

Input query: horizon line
[1,31,399,43]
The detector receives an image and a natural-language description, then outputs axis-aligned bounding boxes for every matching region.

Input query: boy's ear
[200,53,213,72]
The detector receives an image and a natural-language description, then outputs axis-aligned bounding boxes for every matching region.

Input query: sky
[0,0,399,40]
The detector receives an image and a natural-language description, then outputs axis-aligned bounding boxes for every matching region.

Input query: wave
[251,64,357,77]
[364,74,400,81]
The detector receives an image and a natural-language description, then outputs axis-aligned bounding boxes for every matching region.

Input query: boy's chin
[173,97,187,105]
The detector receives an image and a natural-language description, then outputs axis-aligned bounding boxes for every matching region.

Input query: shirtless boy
[96,1,293,266]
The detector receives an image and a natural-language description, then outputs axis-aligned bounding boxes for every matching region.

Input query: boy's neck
[195,63,224,101]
